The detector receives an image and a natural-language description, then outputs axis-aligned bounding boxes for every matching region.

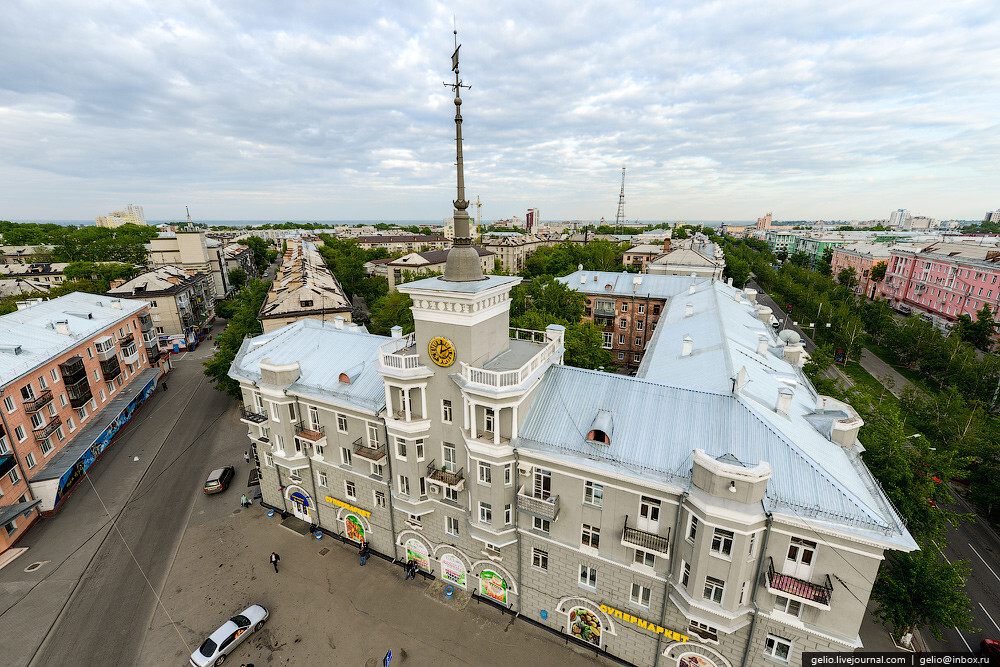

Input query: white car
[189,604,269,666]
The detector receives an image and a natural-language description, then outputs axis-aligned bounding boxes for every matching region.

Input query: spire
[186,206,192,225]
[442,28,485,282]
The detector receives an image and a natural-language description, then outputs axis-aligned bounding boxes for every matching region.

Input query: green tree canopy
[203,279,270,399]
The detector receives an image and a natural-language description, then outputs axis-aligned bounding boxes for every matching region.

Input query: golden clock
[428,336,456,367]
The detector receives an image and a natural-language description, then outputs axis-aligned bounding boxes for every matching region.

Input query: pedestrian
[244,450,250,464]
[270,551,280,573]
[162,382,168,392]
[359,539,369,566]
[405,559,416,580]
[240,494,248,508]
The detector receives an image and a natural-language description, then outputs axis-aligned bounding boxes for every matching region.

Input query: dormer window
[587,409,614,445]
[587,429,610,444]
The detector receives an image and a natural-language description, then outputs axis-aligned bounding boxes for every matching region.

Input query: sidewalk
[858,350,916,398]
[139,505,611,666]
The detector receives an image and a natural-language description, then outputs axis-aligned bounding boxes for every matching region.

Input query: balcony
[378,333,429,377]
[593,300,616,317]
[765,557,833,609]
[33,416,62,442]
[100,356,121,380]
[119,333,134,348]
[354,438,387,462]
[621,516,670,556]
[121,343,140,365]
[240,406,268,424]
[517,486,560,521]
[59,356,87,384]
[426,459,465,492]
[294,421,326,442]
[146,346,162,364]
[95,337,117,362]
[66,377,92,408]
[139,316,153,332]
[23,389,53,414]
[459,327,563,391]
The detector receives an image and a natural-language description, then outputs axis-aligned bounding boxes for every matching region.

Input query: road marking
[934,541,951,563]
[178,352,188,361]
[981,604,1000,633]
[955,628,972,652]
[968,543,1000,583]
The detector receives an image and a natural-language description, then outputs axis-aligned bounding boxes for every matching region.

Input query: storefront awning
[0,499,41,526]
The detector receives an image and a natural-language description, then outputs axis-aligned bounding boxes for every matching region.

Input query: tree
[241,236,271,275]
[789,251,811,267]
[228,268,248,291]
[673,227,689,239]
[954,305,998,351]
[203,279,271,399]
[871,547,974,644]
[367,290,414,336]
[837,266,857,290]
[870,261,887,282]
[564,321,613,370]
[510,277,585,324]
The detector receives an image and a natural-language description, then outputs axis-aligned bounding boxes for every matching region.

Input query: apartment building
[0,246,57,263]
[878,242,1000,328]
[257,240,352,333]
[95,204,146,228]
[108,266,215,344]
[353,235,449,254]
[0,263,68,285]
[829,245,892,298]
[229,268,913,667]
[149,230,231,298]
[386,248,494,291]
[646,238,726,280]
[623,244,668,272]
[222,243,257,279]
[479,233,558,274]
[0,293,164,554]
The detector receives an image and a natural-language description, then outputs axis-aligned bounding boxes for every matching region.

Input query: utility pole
[615,166,626,233]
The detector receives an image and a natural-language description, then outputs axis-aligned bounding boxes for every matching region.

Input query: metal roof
[558,271,706,300]
[229,319,389,414]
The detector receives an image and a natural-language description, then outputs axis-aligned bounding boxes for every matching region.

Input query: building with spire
[228,39,914,667]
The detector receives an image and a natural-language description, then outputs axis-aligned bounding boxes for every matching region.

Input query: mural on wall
[680,654,718,667]
[345,514,365,542]
[405,538,430,571]
[440,553,467,589]
[479,570,507,605]
[569,606,602,647]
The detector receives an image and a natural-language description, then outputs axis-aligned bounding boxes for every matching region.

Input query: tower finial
[441,27,484,282]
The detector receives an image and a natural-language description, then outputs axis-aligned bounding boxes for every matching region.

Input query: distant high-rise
[525,208,539,232]
[755,212,772,231]
[888,209,911,228]
[95,204,146,228]
[985,210,1000,223]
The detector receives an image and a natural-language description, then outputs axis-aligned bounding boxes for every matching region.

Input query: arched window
[587,429,611,444]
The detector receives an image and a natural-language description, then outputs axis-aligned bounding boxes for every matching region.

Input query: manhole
[318,548,330,556]
[233,509,242,514]
[24,561,48,573]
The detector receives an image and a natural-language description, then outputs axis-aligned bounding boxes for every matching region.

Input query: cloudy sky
[2,1,998,223]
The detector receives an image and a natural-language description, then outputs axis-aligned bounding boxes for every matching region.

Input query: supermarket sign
[599,604,689,642]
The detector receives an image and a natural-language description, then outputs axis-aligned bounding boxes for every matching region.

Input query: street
[0,339,233,667]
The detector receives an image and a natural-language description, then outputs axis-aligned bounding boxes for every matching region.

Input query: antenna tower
[615,166,626,229]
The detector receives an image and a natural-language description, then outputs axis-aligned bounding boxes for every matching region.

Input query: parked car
[203,466,235,494]
[896,305,912,315]
[189,604,269,666]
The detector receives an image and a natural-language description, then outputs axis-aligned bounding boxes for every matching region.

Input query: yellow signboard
[599,604,689,642]
[325,496,371,518]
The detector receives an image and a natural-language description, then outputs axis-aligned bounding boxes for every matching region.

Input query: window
[444,487,458,502]
[317,471,328,487]
[504,464,512,486]
[416,439,424,460]
[773,595,802,617]
[579,565,597,589]
[687,515,699,541]
[637,303,645,314]
[704,576,725,604]
[30,412,44,430]
[635,320,644,331]
[288,403,297,421]
[442,442,457,472]
[3,397,14,413]
[51,368,59,383]
[367,422,380,447]
[264,452,273,467]
[100,389,106,402]
[581,524,600,549]
[485,543,500,556]
[634,549,655,568]
[479,502,492,524]
[621,303,629,312]
[441,399,453,423]
[633,353,640,363]
[87,348,93,359]
[4,520,16,536]
[764,635,792,662]
[504,504,512,525]
[407,513,422,527]
[374,491,386,508]
[59,394,67,408]
[315,444,325,457]
[681,561,691,587]
[371,462,384,478]
[446,516,460,536]
[20,384,35,401]
[419,476,426,497]
[740,581,749,605]
[711,529,734,557]
[38,375,48,390]
[396,438,407,459]
[630,583,651,608]
[478,461,492,485]
[341,447,352,466]
[688,620,719,643]
[25,453,36,469]
[14,426,26,442]
[9,467,20,484]
[619,319,627,329]
[583,481,603,507]
[308,405,319,429]
[43,436,56,453]
[269,401,279,422]
[398,475,410,496]
[532,548,548,571]
[602,332,612,349]
[533,516,550,533]
[337,414,348,433]
[748,532,757,559]
[618,333,626,345]
[617,352,624,360]
[634,336,642,346]
[653,304,661,315]
[484,408,494,433]
[345,480,356,499]
[67,417,76,432]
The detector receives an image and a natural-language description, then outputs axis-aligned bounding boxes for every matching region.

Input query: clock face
[428,336,456,367]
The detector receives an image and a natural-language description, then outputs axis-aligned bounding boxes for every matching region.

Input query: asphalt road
[0,336,246,667]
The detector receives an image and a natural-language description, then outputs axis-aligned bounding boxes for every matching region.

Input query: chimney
[580,274,586,284]
[734,290,742,302]
[727,277,734,287]
[744,288,758,304]
[681,335,693,357]
[391,325,403,338]
[110,278,126,289]
[334,316,344,330]
[776,388,793,415]
[348,323,359,332]
[110,299,121,309]
[55,320,70,335]
[685,303,693,317]
[688,283,696,295]
[757,336,768,356]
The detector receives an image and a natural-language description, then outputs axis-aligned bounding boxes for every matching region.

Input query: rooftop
[258,240,351,319]
[558,270,706,300]
[388,247,492,267]
[108,265,209,296]
[0,292,148,387]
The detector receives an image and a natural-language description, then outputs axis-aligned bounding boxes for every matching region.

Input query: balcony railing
[100,357,121,380]
[33,416,62,442]
[119,333,134,347]
[294,421,326,442]
[766,557,833,607]
[517,486,560,521]
[621,516,670,555]
[460,327,563,390]
[139,316,153,332]
[378,333,424,372]
[427,459,465,491]
[240,406,269,423]
[66,378,92,408]
[146,346,162,364]
[23,389,53,413]
[59,356,87,383]
[354,439,387,462]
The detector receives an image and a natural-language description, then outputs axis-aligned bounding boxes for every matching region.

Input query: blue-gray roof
[229,319,389,413]
[558,271,704,300]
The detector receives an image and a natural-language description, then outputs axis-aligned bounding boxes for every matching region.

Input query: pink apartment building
[830,245,891,298]
[0,293,168,555]
[878,242,1000,325]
